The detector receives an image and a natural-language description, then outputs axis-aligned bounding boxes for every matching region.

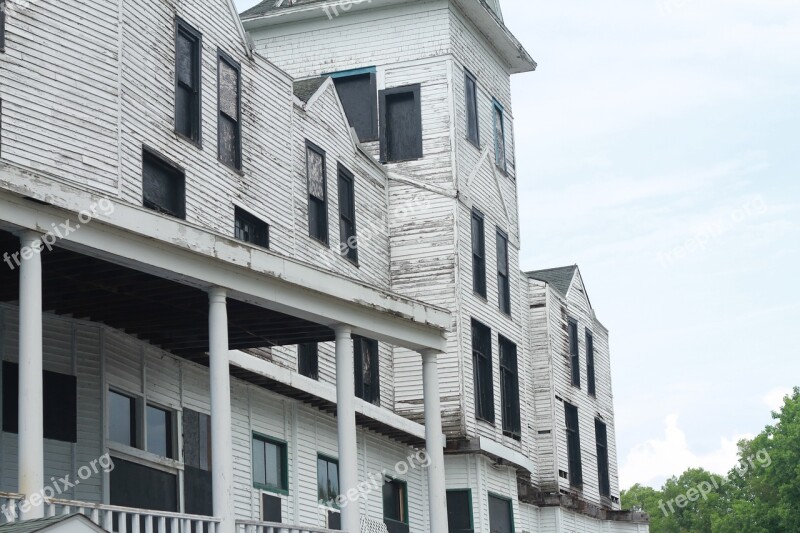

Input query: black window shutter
[261,494,282,523]
[333,73,378,142]
[379,85,422,163]
[569,319,580,387]
[298,343,319,380]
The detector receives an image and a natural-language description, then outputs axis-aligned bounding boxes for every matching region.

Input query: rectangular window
[306,141,328,244]
[465,70,479,147]
[110,458,178,513]
[146,404,174,459]
[596,419,611,498]
[472,319,494,423]
[586,330,596,397]
[175,19,202,143]
[142,148,186,219]
[2,362,77,443]
[317,455,340,507]
[218,51,241,170]
[261,494,282,523]
[108,390,137,448]
[235,207,269,248]
[496,229,510,315]
[298,343,319,380]
[493,99,506,172]
[252,434,288,493]
[569,318,580,388]
[331,68,378,142]
[183,409,212,516]
[499,336,520,440]
[488,494,513,533]
[383,477,409,533]
[447,490,474,533]
[471,210,486,298]
[354,336,380,405]
[565,402,583,487]
[379,84,422,163]
[337,165,358,264]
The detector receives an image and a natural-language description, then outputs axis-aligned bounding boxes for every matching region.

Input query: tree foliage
[621,387,800,533]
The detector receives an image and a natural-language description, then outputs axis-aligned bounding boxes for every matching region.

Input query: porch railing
[0,492,24,524]
[236,519,340,533]
[45,499,220,533]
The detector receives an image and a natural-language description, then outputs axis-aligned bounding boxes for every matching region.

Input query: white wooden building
[0,0,649,531]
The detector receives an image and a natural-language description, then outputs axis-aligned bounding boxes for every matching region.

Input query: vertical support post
[208,288,234,533]
[421,349,448,533]
[334,325,359,533]
[18,230,44,519]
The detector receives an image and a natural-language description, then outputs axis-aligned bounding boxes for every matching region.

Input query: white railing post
[421,349,449,533]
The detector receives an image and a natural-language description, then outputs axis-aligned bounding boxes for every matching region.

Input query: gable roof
[0,515,106,533]
[525,265,578,297]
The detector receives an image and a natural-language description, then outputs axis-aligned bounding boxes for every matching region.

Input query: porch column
[208,288,234,533]
[334,325,359,533]
[18,231,44,519]
[421,349,448,533]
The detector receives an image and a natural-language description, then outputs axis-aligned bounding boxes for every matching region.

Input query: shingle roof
[525,265,578,297]
[0,514,104,533]
[241,0,326,19]
[293,77,327,102]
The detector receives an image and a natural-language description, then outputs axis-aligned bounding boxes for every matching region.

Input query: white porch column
[334,325,359,533]
[18,231,44,519]
[421,349,448,533]
[209,288,235,533]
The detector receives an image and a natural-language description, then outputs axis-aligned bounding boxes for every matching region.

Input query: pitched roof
[525,265,578,297]
[0,515,106,533]
[293,77,327,102]
[241,0,323,18]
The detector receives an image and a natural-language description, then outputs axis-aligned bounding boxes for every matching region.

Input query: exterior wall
[537,507,649,533]
[0,304,429,531]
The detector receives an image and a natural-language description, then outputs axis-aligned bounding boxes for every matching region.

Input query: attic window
[331,68,378,142]
[380,84,423,163]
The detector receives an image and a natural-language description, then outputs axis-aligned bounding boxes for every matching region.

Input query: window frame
[174,18,202,146]
[492,98,507,173]
[142,147,186,219]
[107,389,140,449]
[465,69,480,148]
[145,402,176,460]
[382,476,409,526]
[298,342,319,380]
[487,493,515,533]
[596,419,611,498]
[251,432,289,495]
[317,454,340,509]
[305,140,329,245]
[353,335,381,406]
[329,67,378,142]
[568,317,580,388]
[565,402,583,488]
[446,489,474,533]
[472,319,494,423]
[217,49,242,171]
[499,335,521,440]
[379,84,423,163]
[234,206,269,248]
[471,209,487,298]
[337,164,358,265]
[586,329,596,397]
[496,228,511,315]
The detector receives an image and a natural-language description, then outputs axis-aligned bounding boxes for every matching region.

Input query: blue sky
[235,0,800,489]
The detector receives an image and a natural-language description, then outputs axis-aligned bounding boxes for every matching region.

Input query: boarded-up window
[569,318,580,388]
[317,455,339,506]
[488,495,513,533]
[354,336,380,405]
[142,148,185,219]
[306,141,328,243]
[587,330,596,396]
[472,319,494,423]
[565,402,583,487]
[110,458,178,512]
[496,229,510,315]
[175,20,202,143]
[183,409,213,516]
[332,70,378,142]
[465,70,480,147]
[499,336,520,439]
[380,84,422,163]
[2,361,77,443]
[298,343,319,380]
[447,490,474,533]
[493,99,506,172]
[218,51,241,170]
[235,207,269,248]
[383,478,409,532]
[596,419,611,498]
[471,210,486,297]
[338,165,358,264]
[261,494,282,523]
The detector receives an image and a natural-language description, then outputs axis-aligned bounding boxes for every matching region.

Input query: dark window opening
[2,361,77,443]
[337,165,358,264]
[488,494,513,533]
[235,207,269,248]
[586,330,596,397]
[332,70,378,142]
[465,70,479,148]
[327,510,341,530]
[306,141,328,244]
[500,336,520,440]
[471,210,486,298]
[383,478,409,533]
[110,458,178,513]
[496,229,510,315]
[472,319,494,423]
[146,404,173,459]
[596,419,611,498]
[252,434,288,493]
[298,343,319,380]
[218,51,241,170]
[447,490,474,533]
[569,318,580,388]
[261,493,282,523]
[380,84,422,163]
[142,149,186,219]
[175,19,202,143]
[565,402,583,488]
[183,409,212,517]
[493,99,506,172]
[354,335,380,405]
[317,455,340,506]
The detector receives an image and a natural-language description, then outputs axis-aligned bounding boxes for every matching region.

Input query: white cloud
[620,414,752,489]
[762,386,793,411]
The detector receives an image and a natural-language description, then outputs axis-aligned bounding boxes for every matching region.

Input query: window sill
[309,235,331,249]
[466,137,481,150]
[381,155,424,165]
[473,291,488,302]
[175,130,203,150]
[218,158,245,177]
[253,484,289,496]
[476,416,495,427]
[107,441,183,472]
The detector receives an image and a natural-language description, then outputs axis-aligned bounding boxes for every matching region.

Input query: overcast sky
[235,0,800,489]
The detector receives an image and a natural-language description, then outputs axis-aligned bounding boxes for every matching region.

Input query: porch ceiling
[0,230,335,359]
